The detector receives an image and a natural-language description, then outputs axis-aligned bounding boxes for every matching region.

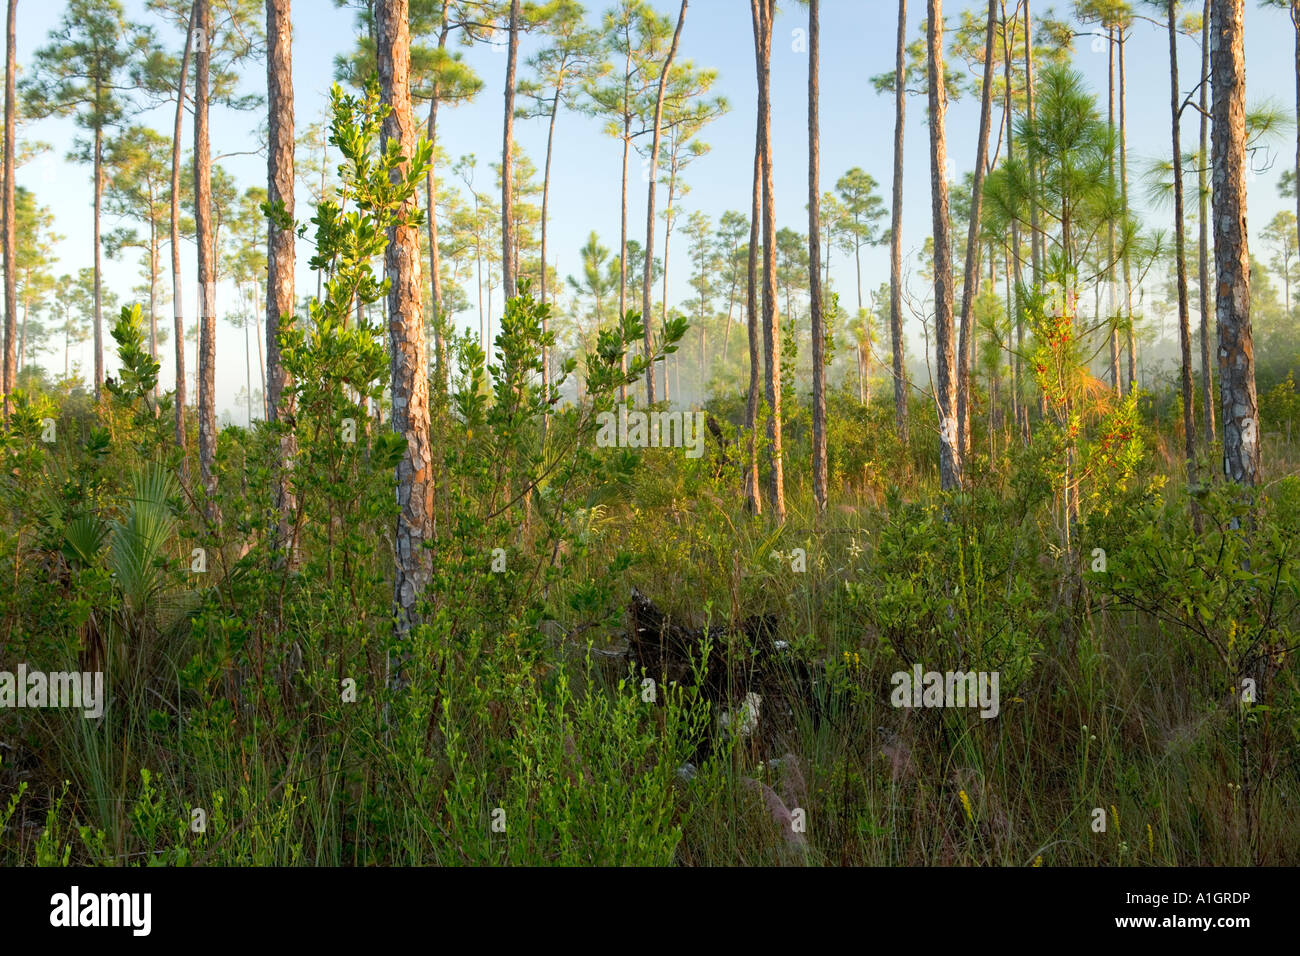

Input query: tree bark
[754,0,784,521]
[1024,0,1042,284]
[1168,0,1198,500]
[378,0,435,656]
[500,0,520,302]
[744,2,764,517]
[890,0,909,444]
[540,86,559,418]
[1001,0,1025,439]
[267,0,297,565]
[809,0,827,512]
[93,125,104,399]
[1120,25,1136,393]
[194,0,219,517]
[427,21,450,395]
[956,0,997,458]
[1107,25,1121,395]
[1211,0,1259,486]
[1199,0,1216,447]
[928,0,961,491]
[1,0,14,417]
[642,0,686,405]
[172,5,194,462]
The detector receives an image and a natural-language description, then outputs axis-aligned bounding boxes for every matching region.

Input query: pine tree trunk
[267,0,298,566]
[1108,26,1121,395]
[929,0,961,492]
[1001,0,1024,439]
[500,0,520,302]
[1199,0,1216,447]
[93,124,104,399]
[642,0,687,405]
[427,22,450,395]
[540,87,559,423]
[744,5,763,517]
[956,0,997,459]
[150,224,159,403]
[755,0,784,521]
[890,0,909,444]
[172,6,194,462]
[378,0,435,659]
[195,0,219,518]
[809,0,827,512]
[1120,27,1136,393]
[1211,0,1259,487]
[1168,0,1198,502]
[1024,0,1042,284]
[1,0,14,418]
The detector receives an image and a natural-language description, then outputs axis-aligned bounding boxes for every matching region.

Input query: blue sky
[14,0,1300,420]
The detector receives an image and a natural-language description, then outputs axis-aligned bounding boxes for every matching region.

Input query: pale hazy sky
[14,0,1299,421]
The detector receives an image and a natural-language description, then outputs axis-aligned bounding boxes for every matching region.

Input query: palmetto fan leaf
[62,514,109,567]
[107,463,180,616]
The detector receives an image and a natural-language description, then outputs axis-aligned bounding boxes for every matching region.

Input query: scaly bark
[928,0,961,491]
[378,0,435,659]
[1211,0,1260,486]
[267,0,297,565]
[1199,0,1216,447]
[194,0,219,519]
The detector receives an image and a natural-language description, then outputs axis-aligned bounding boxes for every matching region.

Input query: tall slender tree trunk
[172,6,194,461]
[744,4,764,517]
[956,0,997,459]
[1107,25,1121,395]
[1002,0,1025,439]
[1199,0,1216,448]
[427,21,450,395]
[378,0,435,660]
[617,52,631,404]
[1211,0,1259,487]
[642,0,687,405]
[149,226,160,403]
[660,165,678,402]
[500,0,521,302]
[267,0,297,566]
[1,0,14,418]
[1168,0,1198,502]
[890,0,909,444]
[1120,26,1135,393]
[1024,0,1041,284]
[195,0,219,518]
[540,86,560,424]
[93,124,104,399]
[754,0,783,521]
[1292,2,1300,238]
[809,0,827,512]
[929,0,961,492]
